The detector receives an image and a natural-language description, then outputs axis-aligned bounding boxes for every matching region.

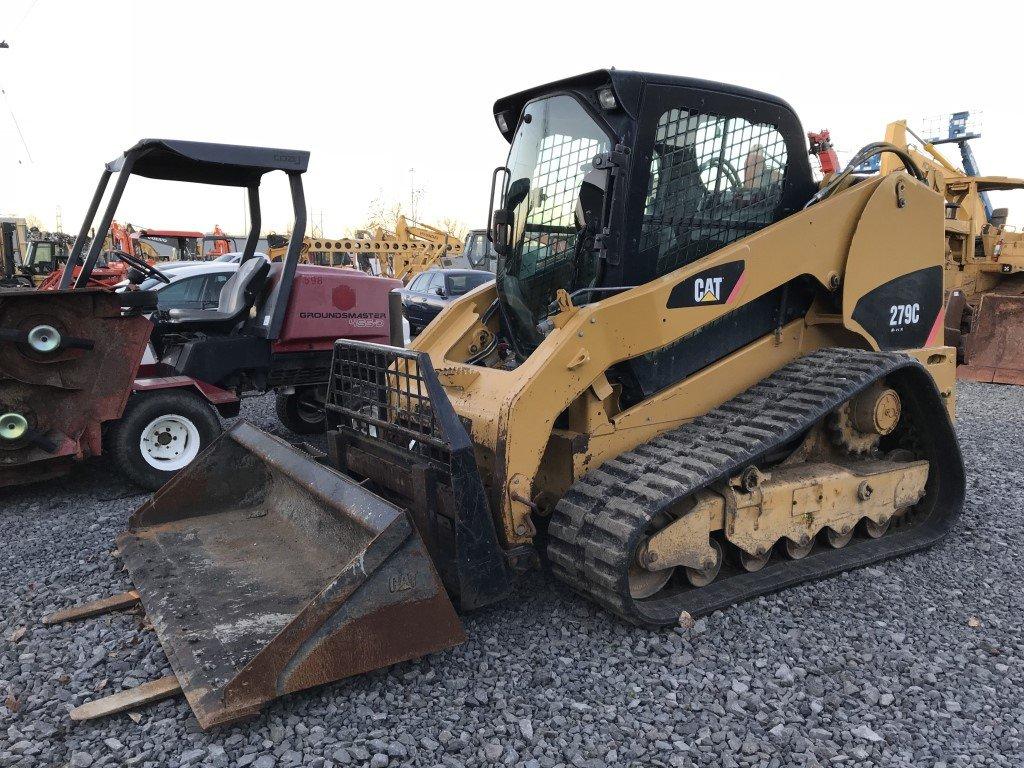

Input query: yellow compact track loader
[56,70,964,728]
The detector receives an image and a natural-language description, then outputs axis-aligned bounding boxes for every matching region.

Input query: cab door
[419,272,448,326]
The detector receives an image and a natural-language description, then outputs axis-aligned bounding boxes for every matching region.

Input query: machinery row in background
[0,215,494,289]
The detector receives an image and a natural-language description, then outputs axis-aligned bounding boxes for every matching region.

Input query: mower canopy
[107,139,309,186]
[62,139,309,341]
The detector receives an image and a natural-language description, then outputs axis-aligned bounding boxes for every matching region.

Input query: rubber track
[547,347,965,627]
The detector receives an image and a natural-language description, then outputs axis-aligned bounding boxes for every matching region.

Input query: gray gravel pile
[2,383,1023,767]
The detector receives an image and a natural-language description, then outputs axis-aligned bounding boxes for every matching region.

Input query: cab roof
[492,69,798,142]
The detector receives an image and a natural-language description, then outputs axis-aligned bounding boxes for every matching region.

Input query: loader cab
[462,230,498,272]
[24,240,63,276]
[489,70,818,392]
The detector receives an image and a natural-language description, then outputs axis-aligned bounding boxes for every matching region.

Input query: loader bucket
[959,293,1024,384]
[117,421,465,729]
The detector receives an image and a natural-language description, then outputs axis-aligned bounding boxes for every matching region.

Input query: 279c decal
[851,266,943,350]
[889,302,920,328]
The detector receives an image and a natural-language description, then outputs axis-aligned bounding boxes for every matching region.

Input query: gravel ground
[1,383,1023,768]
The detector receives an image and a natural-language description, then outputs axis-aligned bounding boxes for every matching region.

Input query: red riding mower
[0,139,399,489]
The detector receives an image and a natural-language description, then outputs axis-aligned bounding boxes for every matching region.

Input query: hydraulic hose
[805,142,927,209]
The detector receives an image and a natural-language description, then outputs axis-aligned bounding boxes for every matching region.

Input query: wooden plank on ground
[70,676,181,722]
[42,590,140,625]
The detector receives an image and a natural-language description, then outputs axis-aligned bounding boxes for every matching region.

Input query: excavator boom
[267,216,464,282]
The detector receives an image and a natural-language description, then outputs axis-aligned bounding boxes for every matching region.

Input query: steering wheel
[699,157,742,190]
[111,250,169,284]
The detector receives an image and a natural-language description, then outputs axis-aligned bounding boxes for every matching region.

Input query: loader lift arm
[883,117,1024,383]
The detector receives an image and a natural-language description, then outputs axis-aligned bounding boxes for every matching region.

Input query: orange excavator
[206,225,233,258]
[37,221,142,290]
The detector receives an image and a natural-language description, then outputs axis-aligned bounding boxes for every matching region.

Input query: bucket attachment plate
[118,421,465,729]
[960,293,1024,384]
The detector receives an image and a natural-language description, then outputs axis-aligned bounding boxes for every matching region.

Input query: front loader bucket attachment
[960,293,1024,384]
[117,421,465,729]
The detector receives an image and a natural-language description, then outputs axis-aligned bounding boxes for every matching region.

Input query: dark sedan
[399,268,494,334]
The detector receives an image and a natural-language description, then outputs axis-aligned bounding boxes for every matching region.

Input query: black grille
[267,365,330,388]
[326,340,449,465]
[641,109,788,276]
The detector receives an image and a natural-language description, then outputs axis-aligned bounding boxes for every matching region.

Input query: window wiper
[564,217,598,298]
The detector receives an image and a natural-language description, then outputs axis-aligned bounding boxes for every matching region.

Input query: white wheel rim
[139,414,202,471]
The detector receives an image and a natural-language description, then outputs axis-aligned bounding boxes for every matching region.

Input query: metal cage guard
[324,339,514,611]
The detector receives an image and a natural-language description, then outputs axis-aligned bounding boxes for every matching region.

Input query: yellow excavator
[266,215,464,282]
[881,114,1024,383]
[52,70,964,729]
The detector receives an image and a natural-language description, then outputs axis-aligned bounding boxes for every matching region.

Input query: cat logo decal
[667,261,746,309]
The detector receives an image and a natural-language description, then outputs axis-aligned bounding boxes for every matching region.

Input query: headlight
[596,87,618,111]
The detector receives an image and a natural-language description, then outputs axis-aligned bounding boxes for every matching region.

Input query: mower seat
[161,256,270,335]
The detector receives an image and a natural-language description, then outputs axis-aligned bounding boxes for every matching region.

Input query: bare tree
[362,192,407,233]
[438,217,468,241]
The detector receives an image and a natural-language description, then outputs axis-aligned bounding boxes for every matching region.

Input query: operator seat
[159,255,271,335]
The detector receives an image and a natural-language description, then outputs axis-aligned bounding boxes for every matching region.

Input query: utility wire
[2,86,33,163]
[12,0,41,38]
[1,0,42,164]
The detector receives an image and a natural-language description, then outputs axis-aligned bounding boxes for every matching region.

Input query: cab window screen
[641,109,787,276]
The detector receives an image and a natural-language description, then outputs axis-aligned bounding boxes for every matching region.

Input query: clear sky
[2,0,1023,235]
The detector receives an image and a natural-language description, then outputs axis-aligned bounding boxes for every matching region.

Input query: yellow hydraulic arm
[267,216,463,283]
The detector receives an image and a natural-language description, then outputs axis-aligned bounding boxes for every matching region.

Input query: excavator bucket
[959,293,1024,384]
[117,421,465,729]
